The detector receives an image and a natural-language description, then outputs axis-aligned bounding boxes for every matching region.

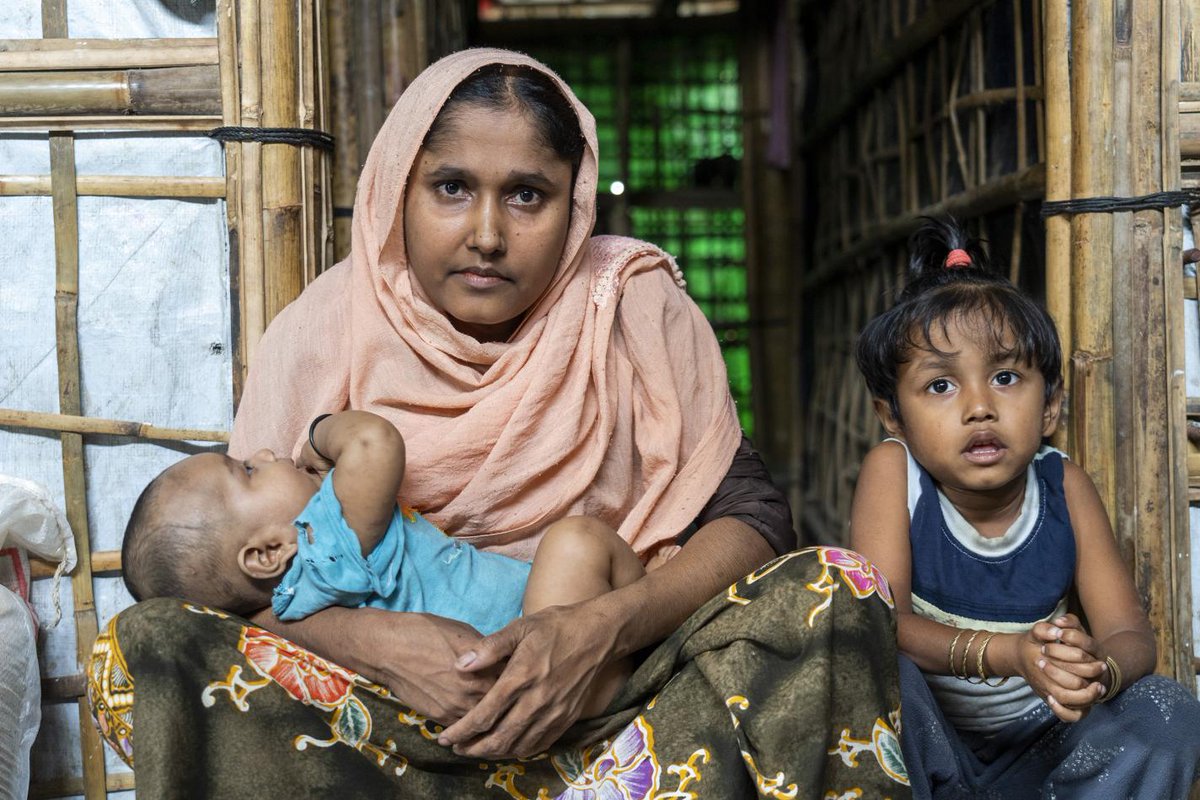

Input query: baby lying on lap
[121,410,645,716]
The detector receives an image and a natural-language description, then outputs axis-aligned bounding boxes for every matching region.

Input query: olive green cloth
[89,547,910,798]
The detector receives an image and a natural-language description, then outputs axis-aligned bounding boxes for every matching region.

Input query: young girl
[851,218,1200,798]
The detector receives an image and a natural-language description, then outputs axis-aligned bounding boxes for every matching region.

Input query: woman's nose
[468,197,505,254]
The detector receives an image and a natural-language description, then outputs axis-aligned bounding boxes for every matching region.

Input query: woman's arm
[248,603,499,724]
[437,514,774,758]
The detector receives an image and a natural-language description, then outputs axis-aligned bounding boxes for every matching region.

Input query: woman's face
[403,103,574,343]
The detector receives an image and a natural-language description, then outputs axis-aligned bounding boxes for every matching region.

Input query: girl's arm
[1052,460,1156,694]
[303,411,406,556]
[849,441,952,670]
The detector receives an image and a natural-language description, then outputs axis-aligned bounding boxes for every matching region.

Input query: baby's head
[856,219,1063,480]
[122,450,319,613]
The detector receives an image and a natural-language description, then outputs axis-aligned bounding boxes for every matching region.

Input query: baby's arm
[850,442,1086,719]
[302,411,406,557]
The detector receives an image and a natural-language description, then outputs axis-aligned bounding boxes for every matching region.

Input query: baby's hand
[1026,615,1106,720]
[298,438,334,474]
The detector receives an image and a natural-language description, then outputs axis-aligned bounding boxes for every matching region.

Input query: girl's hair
[424,62,585,176]
[855,217,1063,423]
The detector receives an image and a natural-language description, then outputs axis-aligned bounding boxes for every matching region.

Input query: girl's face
[403,103,574,343]
[875,313,1061,508]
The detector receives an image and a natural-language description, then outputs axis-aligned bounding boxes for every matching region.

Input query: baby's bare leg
[525,516,645,717]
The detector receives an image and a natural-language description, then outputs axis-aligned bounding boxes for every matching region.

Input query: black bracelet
[307,414,333,462]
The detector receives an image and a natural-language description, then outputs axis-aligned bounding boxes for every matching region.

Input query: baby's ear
[873,398,904,438]
[238,523,299,581]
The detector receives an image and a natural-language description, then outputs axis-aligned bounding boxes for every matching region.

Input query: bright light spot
[610,181,625,196]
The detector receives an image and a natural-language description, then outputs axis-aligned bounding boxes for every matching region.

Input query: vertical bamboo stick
[217,0,246,404]
[42,3,106,794]
[299,0,318,283]
[1155,0,1195,687]
[1042,0,1071,450]
[327,0,357,262]
[1111,0,1135,564]
[237,0,265,373]
[261,0,303,323]
[355,0,384,159]
[1068,0,1115,517]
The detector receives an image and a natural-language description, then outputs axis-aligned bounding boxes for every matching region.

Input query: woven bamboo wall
[0,0,332,795]
[797,0,1197,687]
[799,0,1045,540]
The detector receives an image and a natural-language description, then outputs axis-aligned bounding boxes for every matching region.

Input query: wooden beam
[0,408,229,442]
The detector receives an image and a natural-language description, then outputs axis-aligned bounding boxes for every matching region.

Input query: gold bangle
[1100,656,1123,703]
[961,631,982,681]
[948,630,966,678]
[975,632,997,683]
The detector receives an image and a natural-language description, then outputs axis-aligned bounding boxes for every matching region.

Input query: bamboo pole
[0,408,228,443]
[1043,0,1072,452]
[0,116,221,132]
[1068,0,1116,518]
[237,0,266,375]
[0,66,221,116]
[1157,0,1194,688]
[327,0,358,261]
[260,0,304,322]
[0,175,225,198]
[31,550,122,580]
[0,38,217,71]
[216,0,244,405]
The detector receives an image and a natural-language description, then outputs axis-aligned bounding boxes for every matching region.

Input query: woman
[89,49,909,798]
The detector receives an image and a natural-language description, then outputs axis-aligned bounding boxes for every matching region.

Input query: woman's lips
[455,267,509,288]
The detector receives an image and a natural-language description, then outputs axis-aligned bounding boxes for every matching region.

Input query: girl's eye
[927,379,953,395]
[438,181,463,197]
[993,370,1019,386]
[243,461,254,475]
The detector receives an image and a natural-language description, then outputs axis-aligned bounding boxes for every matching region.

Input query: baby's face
[164,450,323,539]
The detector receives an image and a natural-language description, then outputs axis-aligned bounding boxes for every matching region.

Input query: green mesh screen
[514,33,752,434]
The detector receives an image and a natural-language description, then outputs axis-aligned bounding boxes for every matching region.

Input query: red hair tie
[945,248,972,268]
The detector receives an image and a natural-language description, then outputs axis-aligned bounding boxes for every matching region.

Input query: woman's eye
[993,370,1019,386]
[438,181,462,197]
[513,188,540,204]
[927,379,953,395]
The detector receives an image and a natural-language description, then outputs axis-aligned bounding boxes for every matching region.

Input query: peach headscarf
[229,48,741,563]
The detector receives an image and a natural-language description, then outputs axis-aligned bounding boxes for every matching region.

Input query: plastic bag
[0,584,40,800]
[0,475,74,800]
[0,474,77,569]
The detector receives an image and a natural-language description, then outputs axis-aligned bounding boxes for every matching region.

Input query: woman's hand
[436,600,621,758]
[252,606,498,724]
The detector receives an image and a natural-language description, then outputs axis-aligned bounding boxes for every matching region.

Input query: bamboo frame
[0,175,225,198]
[0,38,218,71]
[0,66,221,116]
[12,1,333,795]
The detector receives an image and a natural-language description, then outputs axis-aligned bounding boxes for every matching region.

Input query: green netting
[514,34,753,435]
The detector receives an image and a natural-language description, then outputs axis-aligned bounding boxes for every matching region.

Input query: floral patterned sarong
[88,547,911,798]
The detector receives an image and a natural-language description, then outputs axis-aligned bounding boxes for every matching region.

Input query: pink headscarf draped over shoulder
[230,48,742,563]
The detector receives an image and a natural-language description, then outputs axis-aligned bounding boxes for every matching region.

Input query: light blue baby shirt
[272,471,531,635]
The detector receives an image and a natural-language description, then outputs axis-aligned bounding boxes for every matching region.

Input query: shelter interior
[2,0,1200,796]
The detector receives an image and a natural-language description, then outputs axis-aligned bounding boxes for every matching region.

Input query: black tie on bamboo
[1041,189,1200,217]
[207,126,335,152]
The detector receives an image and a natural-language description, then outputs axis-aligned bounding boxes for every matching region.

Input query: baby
[121,410,645,714]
